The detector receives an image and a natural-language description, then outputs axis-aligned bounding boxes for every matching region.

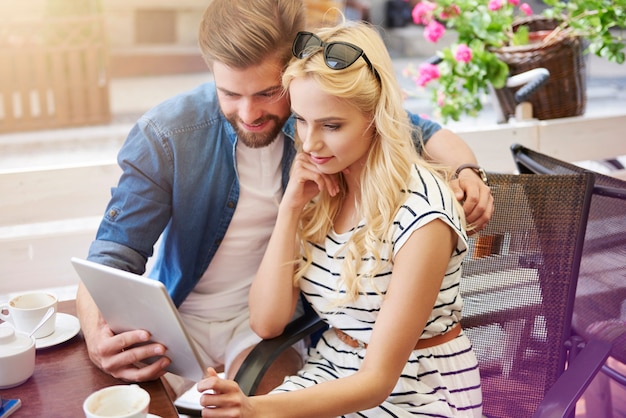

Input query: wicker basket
[492,16,587,121]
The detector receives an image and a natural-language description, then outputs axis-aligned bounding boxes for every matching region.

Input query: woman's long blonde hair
[283,22,463,301]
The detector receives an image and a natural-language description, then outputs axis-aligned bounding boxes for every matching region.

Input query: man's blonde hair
[198,0,305,69]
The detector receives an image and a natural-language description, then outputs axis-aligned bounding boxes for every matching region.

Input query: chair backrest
[460,172,594,417]
[511,144,626,367]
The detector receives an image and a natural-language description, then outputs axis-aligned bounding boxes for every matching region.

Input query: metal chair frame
[511,144,626,386]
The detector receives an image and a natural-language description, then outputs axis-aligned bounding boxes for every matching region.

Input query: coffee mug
[0,292,58,338]
[83,385,150,418]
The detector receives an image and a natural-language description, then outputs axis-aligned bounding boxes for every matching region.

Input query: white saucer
[174,383,203,412]
[147,414,161,418]
[0,314,78,348]
[35,313,81,349]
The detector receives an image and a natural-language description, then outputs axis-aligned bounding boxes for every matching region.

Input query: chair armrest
[601,363,626,386]
[532,338,612,418]
[233,310,326,395]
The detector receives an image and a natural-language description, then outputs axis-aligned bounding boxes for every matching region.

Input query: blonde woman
[197,22,482,417]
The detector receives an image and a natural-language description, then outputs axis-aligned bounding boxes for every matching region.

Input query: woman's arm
[248,202,303,338]
[249,153,340,338]
[202,219,456,418]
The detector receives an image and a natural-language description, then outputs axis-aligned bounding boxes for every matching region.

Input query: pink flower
[488,0,503,11]
[424,20,446,43]
[415,63,441,87]
[508,0,520,5]
[454,44,473,63]
[437,93,446,107]
[412,1,437,25]
[519,3,533,15]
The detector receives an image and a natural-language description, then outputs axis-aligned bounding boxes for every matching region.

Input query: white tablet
[71,257,206,382]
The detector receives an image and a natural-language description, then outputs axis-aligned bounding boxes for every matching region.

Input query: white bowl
[0,327,36,388]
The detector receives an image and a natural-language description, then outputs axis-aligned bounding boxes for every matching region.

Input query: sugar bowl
[0,327,36,388]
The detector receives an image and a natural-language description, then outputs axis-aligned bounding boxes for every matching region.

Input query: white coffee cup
[0,292,58,338]
[83,384,151,418]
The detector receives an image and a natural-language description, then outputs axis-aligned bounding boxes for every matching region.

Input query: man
[77,0,493,397]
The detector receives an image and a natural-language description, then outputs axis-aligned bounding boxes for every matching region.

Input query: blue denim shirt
[87,82,441,306]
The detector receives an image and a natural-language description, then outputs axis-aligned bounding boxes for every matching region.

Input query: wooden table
[0,300,179,417]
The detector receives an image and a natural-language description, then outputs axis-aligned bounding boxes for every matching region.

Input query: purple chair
[512,143,626,415]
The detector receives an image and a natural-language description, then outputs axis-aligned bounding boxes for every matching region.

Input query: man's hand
[421,128,494,233]
[84,324,171,382]
[451,169,493,233]
[77,282,170,382]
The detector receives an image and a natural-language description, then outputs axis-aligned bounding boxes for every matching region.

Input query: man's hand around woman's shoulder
[451,169,493,234]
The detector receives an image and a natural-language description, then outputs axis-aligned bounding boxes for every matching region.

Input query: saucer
[174,383,203,413]
[35,313,80,349]
[0,314,79,348]
[147,415,161,418]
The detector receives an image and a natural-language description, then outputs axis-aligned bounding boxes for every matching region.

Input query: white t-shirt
[179,135,284,321]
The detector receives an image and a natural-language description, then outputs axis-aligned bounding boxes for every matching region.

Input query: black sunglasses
[292,31,381,82]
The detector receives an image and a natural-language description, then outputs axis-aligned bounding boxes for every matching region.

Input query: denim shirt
[87,82,441,307]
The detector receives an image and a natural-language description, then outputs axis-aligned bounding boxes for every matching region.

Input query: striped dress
[272,165,483,417]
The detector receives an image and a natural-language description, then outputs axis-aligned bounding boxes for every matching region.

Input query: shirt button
[106,208,119,220]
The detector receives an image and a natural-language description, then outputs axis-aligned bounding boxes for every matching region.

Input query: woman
[197,22,482,417]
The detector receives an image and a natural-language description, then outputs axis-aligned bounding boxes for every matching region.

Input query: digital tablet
[71,257,206,381]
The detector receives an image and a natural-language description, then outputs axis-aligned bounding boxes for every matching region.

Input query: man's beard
[225,113,289,149]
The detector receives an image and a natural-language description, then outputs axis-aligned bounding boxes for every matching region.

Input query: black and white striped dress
[272,165,483,417]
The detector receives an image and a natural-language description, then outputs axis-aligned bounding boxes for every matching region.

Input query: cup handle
[0,303,11,323]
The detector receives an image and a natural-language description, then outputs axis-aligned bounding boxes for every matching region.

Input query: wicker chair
[234,172,610,418]
[512,143,626,416]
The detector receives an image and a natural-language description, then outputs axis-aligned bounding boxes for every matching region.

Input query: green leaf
[512,25,529,46]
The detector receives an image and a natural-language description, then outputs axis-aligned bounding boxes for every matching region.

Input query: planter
[0,1,111,133]
[492,16,587,121]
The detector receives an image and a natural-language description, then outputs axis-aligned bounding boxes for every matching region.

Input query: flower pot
[528,30,552,44]
[491,16,587,121]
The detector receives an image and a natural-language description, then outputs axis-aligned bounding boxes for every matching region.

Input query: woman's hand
[282,153,340,211]
[198,368,254,418]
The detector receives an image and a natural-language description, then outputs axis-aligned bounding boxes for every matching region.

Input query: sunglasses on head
[292,31,381,82]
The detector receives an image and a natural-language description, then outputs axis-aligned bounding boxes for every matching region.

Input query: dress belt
[333,323,461,350]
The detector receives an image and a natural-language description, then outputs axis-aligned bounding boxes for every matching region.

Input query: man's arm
[75,123,173,382]
[75,231,171,381]
[422,128,478,168]
[423,128,493,232]
[407,112,493,231]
